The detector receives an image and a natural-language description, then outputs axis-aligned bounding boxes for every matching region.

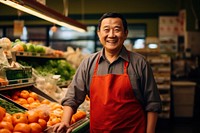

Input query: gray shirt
[61,46,162,113]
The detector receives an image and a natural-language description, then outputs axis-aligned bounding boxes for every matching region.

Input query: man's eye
[114,28,120,32]
[103,29,109,32]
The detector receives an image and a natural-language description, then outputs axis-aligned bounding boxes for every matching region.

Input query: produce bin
[5,66,32,84]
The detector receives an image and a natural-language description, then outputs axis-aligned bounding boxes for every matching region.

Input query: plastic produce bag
[0,47,10,67]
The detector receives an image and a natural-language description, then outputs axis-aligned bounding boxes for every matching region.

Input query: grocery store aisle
[156,118,200,133]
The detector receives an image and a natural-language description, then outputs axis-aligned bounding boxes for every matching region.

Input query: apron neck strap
[94,51,130,75]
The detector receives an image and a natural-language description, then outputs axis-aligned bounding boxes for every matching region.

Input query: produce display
[0,37,90,132]
[0,89,88,132]
[11,39,64,57]
[19,59,75,82]
[0,97,26,114]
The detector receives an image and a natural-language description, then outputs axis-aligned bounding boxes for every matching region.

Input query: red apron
[90,55,146,133]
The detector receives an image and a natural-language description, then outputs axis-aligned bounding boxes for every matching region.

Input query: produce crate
[0,94,27,114]
[5,67,32,84]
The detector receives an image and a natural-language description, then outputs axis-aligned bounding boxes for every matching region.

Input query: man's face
[97,18,128,53]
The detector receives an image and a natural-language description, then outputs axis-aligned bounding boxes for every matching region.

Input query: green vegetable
[0,98,26,114]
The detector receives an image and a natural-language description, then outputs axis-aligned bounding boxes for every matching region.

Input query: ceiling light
[0,0,87,32]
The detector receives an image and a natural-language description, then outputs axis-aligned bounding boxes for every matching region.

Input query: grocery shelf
[147,55,171,119]
[13,51,65,60]
[0,82,35,91]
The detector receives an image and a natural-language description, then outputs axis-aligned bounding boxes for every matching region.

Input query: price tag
[13,20,24,37]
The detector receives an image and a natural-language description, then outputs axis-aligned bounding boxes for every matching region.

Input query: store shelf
[147,55,171,119]
[13,51,65,60]
[0,82,35,91]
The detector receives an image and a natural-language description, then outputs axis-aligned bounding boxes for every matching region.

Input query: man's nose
[108,30,115,37]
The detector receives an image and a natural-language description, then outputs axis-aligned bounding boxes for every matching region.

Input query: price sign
[13,20,24,37]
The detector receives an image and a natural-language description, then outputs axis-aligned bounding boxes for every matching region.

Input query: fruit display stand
[0,82,90,133]
[0,38,90,132]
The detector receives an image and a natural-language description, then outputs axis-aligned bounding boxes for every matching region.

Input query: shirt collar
[98,46,129,63]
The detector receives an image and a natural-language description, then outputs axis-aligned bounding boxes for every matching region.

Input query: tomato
[26,111,39,123]
[29,122,42,133]
[0,106,6,122]
[13,123,31,133]
[3,113,13,124]
[20,90,30,99]
[11,91,21,100]
[13,91,21,96]
[0,121,13,131]
[12,113,28,125]
[12,95,19,100]
[38,119,47,130]
[0,129,12,133]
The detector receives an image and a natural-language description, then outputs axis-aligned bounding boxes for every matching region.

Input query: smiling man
[53,12,162,133]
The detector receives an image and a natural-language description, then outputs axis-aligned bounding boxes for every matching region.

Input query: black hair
[97,12,128,32]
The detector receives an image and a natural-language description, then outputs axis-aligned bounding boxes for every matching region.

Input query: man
[53,12,162,133]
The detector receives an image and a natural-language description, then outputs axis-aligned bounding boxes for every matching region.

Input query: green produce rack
[72,119,90,133]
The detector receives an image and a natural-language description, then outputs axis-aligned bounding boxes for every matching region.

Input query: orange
[37,110,50,122]
[70,117,76,124]
[29,102,40,109]
[22,104,30,109]
[29,92,38,100]
[29,123,42,133]
[41,99,50,104]
[13,123,31,133]
[20,90,30,99]
[50,117,61,125]
[27,97,35,104]
[38,119,47,130]
[35,99,40,103]
[26,111,39,123]
[0,129,11,133]
[17,98,28,105]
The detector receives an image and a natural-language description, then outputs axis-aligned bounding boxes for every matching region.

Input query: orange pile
[4,89,87,130]
[0,107,49,133]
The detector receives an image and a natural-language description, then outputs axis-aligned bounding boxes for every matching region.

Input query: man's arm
[146,112,158,133]
[61,106,74,126]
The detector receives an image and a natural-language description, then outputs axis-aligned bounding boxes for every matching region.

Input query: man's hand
[52,122,73,133]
